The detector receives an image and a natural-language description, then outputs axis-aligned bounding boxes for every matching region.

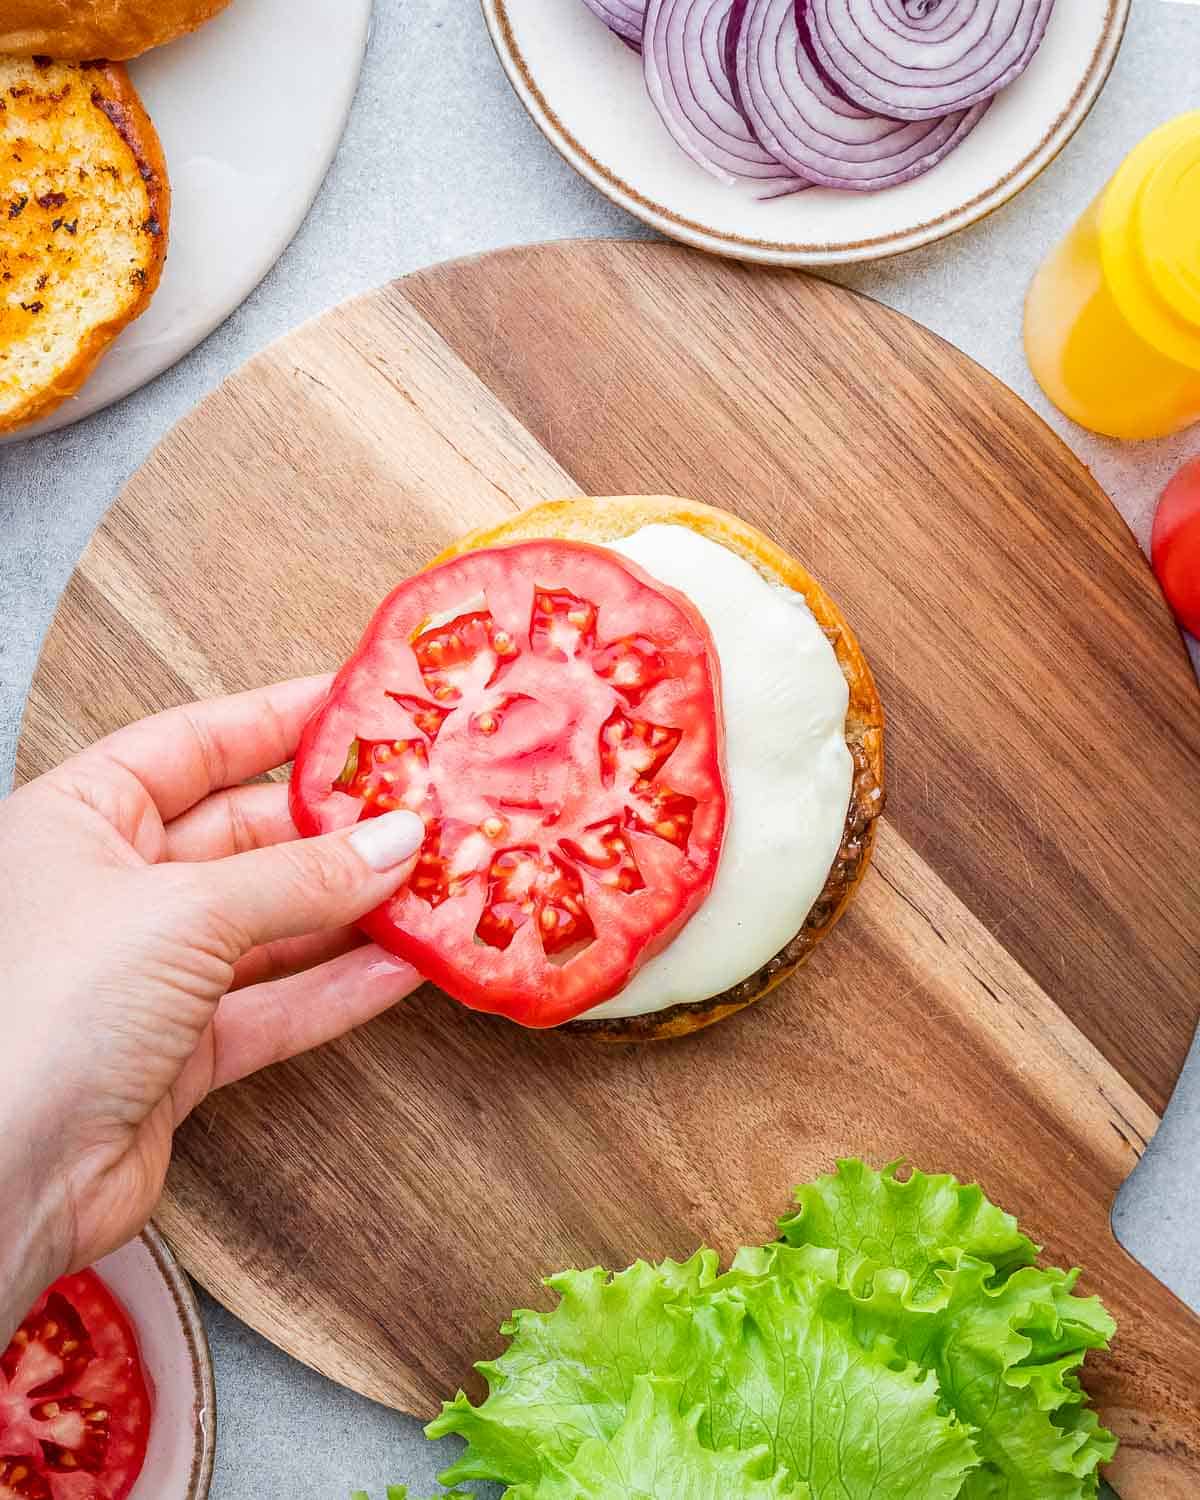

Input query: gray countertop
[2,1,1198,1495]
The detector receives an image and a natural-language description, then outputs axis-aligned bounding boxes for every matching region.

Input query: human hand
[0,677,425,1342]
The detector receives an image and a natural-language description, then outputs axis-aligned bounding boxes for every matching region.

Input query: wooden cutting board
[17,243,1200,1493]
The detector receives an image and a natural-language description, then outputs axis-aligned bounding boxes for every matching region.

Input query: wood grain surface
[16,242,1200,1492]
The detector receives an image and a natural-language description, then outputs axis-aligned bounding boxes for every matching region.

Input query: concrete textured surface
[1,0,1197,1494]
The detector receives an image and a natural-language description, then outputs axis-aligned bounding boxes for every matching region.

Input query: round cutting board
[18,243,1200,1494]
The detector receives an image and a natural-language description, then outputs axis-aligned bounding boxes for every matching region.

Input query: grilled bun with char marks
[0,56,169,434]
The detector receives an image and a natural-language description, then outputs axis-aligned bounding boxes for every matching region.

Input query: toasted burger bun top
[0,0,233,59]
[0,58,170,434]
[432,495,885,1042]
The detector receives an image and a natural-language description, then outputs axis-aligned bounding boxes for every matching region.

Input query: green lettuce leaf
[429,1253,717,1486]
[397,1160,1116,1500]
[432,1245,975,1498]
[505,1377,799,1499]
[777,1161,1117,1498]
[778,1158,1039,1294]
[686,1259,977,1499]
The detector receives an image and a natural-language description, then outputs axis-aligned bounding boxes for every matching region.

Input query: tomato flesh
[0,1272,150,1500]
[292,540,728,1026]
[1152,457,1200,639]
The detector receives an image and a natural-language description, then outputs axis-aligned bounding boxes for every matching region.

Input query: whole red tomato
[1152,458,1200,639]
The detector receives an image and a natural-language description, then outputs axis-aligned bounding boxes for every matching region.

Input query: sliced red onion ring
[802,0,1056,121]
[579,0,646,51]
[643,0,809,188]
[729,0,988,190]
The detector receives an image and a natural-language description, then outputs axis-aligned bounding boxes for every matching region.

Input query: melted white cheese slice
[580,524,853,1020]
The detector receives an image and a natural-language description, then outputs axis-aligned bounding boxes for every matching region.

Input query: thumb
[188,808,426,951]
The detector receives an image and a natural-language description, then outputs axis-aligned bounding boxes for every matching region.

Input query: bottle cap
[1102,113,1200,372]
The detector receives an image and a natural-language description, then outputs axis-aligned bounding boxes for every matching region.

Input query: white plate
[96,1226,215,1500]
[483,0,1130,265]
[6,0,371,442]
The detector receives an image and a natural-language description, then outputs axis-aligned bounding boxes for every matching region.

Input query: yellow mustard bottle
[1025,113,1200,441]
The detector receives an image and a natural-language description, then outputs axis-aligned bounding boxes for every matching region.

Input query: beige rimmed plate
[482,0,1129,265]
[96,1225,215,1500]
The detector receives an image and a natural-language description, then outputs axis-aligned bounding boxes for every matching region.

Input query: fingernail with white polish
[348,809,426,871]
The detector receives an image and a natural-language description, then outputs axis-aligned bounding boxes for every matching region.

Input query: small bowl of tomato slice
[1,1225,214,1500]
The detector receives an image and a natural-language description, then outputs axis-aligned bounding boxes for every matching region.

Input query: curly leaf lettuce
[434,1246,975,1498]
[778,1157,1040,1293]
[506,1377,798,1499]
[684,1262,977,1498]
[402,1161,1114,1500]
[778,1162,1117,1497]
[429,1254,717,1485]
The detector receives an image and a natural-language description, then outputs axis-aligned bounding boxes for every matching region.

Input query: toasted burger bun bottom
[431,496,885,1043]
[0,0,233,59]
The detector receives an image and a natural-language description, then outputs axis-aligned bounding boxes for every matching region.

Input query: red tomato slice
[291,540,728,1026]
[1152,457,1200,639]
[0,1271,151,1500]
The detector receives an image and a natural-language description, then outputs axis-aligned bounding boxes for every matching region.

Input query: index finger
[82,674,334,822]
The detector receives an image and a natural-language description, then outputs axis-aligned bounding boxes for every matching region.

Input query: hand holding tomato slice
[0,1272,149,1500]
[1152,457,1200,639]
[291,541,729,1026]
[0,678,434,1348]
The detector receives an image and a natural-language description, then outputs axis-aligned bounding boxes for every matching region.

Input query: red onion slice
[579,0,646,51]
[644,0,809,187]
[802,0,1056,121]
[730,0,989,190]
